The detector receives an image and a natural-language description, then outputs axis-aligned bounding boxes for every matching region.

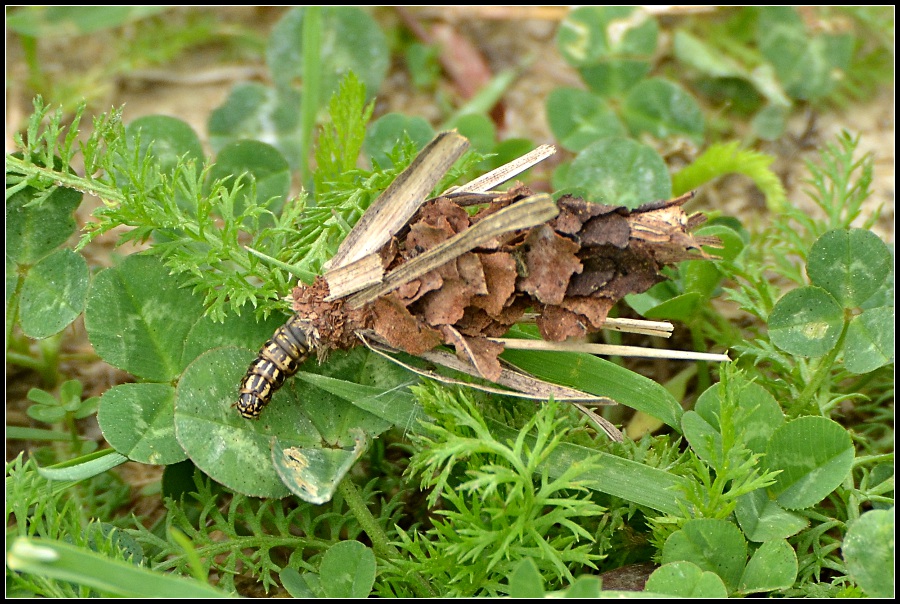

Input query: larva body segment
[236,314,313,419]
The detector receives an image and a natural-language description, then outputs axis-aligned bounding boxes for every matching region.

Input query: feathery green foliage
[388,385,607,596]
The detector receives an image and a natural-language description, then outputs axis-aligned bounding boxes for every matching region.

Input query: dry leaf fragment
[301,185,717,381]
[517,224,583,305]
[407,219,455,253]
[566,257,617,296]
[457,252,488,295]
[418,277,472,326]
[581,212,631,247]
[470,251,517,316]
[561,295,616,330]
[416,196,471,234]
[536,304,588,341]
[371,293,443,355]
[440,324,504,382]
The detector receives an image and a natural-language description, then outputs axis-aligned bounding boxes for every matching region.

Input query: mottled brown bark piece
[471,252,517,316]
[518,224,582,305]
[371,293,442,355]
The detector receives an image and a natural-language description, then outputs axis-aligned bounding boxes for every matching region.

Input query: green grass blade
[501,347,684,431]
[36,448,128,481]
[7,537,229,598]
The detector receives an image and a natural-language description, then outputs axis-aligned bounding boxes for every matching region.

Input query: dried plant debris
[294,186,719,381]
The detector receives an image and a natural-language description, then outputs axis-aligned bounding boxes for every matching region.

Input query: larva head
[236,369,277,419]
[236,391,267,419]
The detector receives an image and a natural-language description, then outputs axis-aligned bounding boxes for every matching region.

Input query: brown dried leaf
[566,257,616,296]
[371,293,442,355]
[406,219,455,253]
[440,325,504,381]
[417,196,471,234]
[397,269,444,304]
[599,249,666,299]
[457,252,488,295]
[396,278,422,301]
[518,224,582,305]
[552,194,614,234]
[454,306,497,336]
[551,207,584,235]
[418,277,472,325]
[492,298,529,327]
[561,296,616,329]
[536,304,587,341]
[471,252,517,316]
[581,211,631,247]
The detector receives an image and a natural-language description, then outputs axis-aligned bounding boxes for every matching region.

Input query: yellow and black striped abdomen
[237,314,313,419]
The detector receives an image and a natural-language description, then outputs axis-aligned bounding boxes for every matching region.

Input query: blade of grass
[501,346,684,431]
[6,426,77,442]
[36,448,128,481]
[8,537,228,598]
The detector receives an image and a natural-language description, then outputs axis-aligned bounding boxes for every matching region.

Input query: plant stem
[299,6,323,185]
[5,155,124,204]
[690,324,712,394]
[37,334,62,388]
[796,319,850,413]
[337,479,437,597]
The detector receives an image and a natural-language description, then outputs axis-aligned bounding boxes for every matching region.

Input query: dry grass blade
[451,144,557,194]
[323,131,470,274]
[490,338,730,362]
[519,314,675,338]
[345,194,559,308]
